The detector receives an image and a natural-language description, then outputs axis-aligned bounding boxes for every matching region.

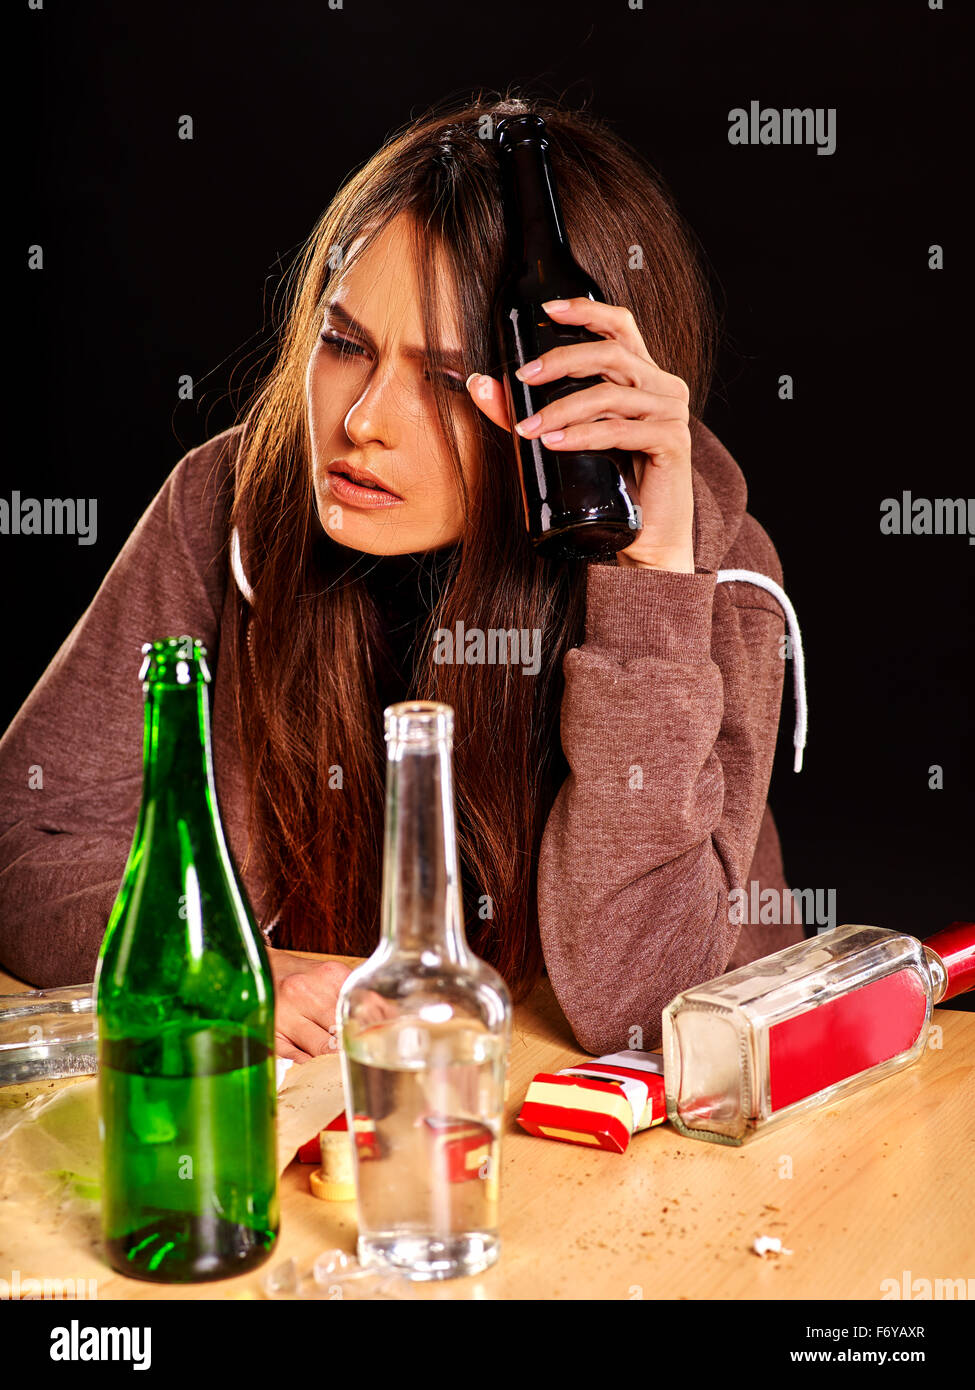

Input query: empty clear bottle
[337,702,512,1281]
[662,920,975,1145]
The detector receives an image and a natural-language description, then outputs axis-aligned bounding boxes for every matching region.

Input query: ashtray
[0,983,97,1086]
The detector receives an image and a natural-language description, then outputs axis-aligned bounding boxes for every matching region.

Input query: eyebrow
[323,300,467,376]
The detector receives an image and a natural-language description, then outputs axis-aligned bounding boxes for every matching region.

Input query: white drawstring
[717,570,808,773]
[230,526,255,604]
[231,528,276,935]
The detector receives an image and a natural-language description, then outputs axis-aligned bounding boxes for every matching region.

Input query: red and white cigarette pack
[516,1050,667,1153]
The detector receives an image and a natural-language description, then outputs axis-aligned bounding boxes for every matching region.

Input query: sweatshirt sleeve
[0,434,234,987]
[536,554,786,1055]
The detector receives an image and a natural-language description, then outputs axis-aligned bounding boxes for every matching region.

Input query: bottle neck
[922,922,975,1003]
[499,136,572,273]
[140,682,218,818]
[379,735,469,963]
[922,946,948,1005]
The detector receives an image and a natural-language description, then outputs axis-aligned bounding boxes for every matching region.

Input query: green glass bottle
[95,636,278,1283]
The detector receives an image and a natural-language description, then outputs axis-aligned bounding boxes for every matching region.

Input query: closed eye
[320,330,367,360]
[429,368,468,395]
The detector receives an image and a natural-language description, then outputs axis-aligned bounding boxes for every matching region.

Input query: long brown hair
[226,89,716,1001]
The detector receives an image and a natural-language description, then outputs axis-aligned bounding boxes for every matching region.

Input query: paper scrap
[275,1050,346,1175]
[752,1235,793,1258]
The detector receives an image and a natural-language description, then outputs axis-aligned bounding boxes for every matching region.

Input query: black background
[11,1,973,988]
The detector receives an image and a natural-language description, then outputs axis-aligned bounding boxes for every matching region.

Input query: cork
[308,1125,356,1202]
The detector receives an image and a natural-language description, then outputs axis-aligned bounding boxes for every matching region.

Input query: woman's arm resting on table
[0,436,232,986]
[537,559,786,1055]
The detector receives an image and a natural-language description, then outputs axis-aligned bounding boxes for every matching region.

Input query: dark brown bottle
[493,113,642,559]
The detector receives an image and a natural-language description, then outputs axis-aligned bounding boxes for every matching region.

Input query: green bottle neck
[140,682,219,823]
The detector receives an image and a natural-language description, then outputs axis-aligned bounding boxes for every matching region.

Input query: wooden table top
[1,955,973,1301]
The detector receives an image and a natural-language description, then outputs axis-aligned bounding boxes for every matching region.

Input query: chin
[316,517,423,558]
[316,500,460,558]
[330,534,417,557]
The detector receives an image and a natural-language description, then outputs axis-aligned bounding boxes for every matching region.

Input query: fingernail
[466,373,493,402]
[514,413,543,437]
[515,359,542,380]
[542,299,570,311]
[540,429,565,444]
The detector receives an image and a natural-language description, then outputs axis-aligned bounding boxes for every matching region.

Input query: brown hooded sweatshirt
[0,420,807,1053]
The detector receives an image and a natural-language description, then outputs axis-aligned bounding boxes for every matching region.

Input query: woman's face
[306,213,478,556]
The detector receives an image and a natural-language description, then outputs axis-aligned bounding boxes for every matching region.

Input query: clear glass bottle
[662,921,974,1145]
[336,702,512,1281]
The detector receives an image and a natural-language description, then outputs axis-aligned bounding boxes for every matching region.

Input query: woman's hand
[268,949,352,1062]
[268,948,398,1063]
[466,297,695,572]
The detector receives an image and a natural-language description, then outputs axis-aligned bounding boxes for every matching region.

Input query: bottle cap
[923,921,975,1002]
[139,636,211,687]
[309,1169,356,1202]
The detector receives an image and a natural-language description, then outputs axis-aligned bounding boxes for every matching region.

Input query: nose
[342,359,410,448]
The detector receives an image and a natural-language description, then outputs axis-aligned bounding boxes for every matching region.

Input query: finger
[276,967,346,1028]
[465,373,512,432]
[355,989,400,1026]
[514,382,689,440]
[277,1011,340,1059]
[275,1034,314,1064]
[541,297,656,365]
[516,339,688,398]
[537,417,692,458]
[275,973,344,1055]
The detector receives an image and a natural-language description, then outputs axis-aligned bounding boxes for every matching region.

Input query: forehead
[332,214,462,349]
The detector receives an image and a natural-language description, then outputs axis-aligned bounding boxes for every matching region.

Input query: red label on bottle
[768,968,928,1112]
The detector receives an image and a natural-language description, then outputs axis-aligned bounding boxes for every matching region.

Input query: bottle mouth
[496,112,548,153]
[139,635,211,687]
[384,700,453,746]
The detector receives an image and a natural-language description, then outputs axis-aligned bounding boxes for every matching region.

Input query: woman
[0,94,806,1059]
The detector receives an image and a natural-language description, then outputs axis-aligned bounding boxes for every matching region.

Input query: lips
[326,461,402,499]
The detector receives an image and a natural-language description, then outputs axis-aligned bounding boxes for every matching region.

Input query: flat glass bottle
[337,701,512,1281]
[95,636,278,1281]
[662,921,975,1145]
[494,112,642,559]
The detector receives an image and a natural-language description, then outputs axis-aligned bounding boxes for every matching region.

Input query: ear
[466,373,513,433]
